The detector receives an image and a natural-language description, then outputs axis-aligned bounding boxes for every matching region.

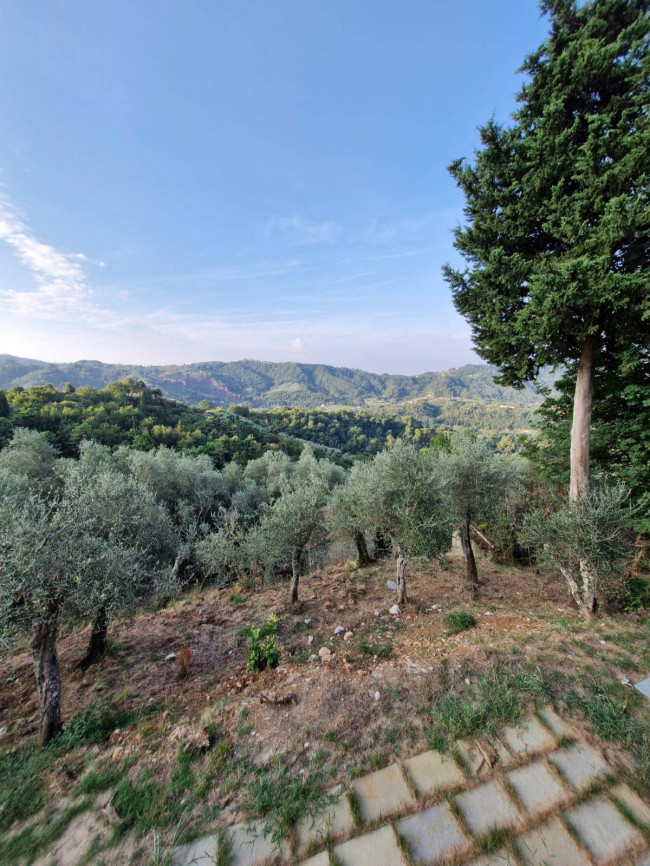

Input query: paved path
[172,706,650,866]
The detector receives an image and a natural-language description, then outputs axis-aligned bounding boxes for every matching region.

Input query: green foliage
[245,615,280,673]
[522,485,635,611]
[243,762,336,847]
[624,578,650,612]
[77,767,122,794]
[356,639,395,659]
[444,609,477,634]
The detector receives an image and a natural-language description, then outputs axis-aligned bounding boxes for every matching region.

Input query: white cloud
[265,215,340,245]
[0,194,121,326]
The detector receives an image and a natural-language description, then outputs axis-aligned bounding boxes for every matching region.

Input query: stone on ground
[403,749,465,797]
[397,802,472,865]
[295,785,355,856]
[171,834,217,866]
[547,743,608,792]
[334,824,409,866]
[499,715,556,757]
[516,817,591,866]
[565,796,645,864]
[609,783,650,828]
[454,779,522,837]
[351,763,416,823]
[505,760,570,817]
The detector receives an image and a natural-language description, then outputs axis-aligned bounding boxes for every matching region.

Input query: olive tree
[438,436,518,596]
[328,461,376,566]
[362,444,453,605]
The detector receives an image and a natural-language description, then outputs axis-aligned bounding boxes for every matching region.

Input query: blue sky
[0,1,549,374]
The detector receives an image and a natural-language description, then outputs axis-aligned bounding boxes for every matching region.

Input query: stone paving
[172,706,650,866]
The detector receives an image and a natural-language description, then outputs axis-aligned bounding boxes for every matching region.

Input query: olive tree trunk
[30,619,63,746]
[460,515,479,597]
[289,551,300,604]
[354,531,373,567]
[568,336,597,618]
[395,554,408,605]
[79,605,109,670]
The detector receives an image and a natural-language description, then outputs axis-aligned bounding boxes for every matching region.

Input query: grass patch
[243,761,336,847]
[78,766,122,795]
[444,609,477,634]
[357,639,395,660]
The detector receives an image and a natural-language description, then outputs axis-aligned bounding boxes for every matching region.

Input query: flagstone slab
[351,763,416,823]
[547,743,609,792]
[538,706,575,740]
[499,716,556,758]
[469,850,518,865]
[172,833,217,866]
[565,796,645,864]
[505,760,570,817]
[454,779,522,838]
[609,783,650,828]
[298,852,330,866]
[516,817,591,866]
[403,749,466,798]
[397,801,473,865]
[334,824,409,866]
[295,785,355,856]
[456,736,513,778]
[225,820,290,866]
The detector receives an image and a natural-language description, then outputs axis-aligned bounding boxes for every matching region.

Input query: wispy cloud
[0,194,121,326]
[265,215,341,245]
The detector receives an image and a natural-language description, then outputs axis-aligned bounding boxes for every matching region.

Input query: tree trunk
[395,555,408,605]
[568,336,597,617]
[569,337,596,502]
[460,516,479,598]
[289,552,300,604]
[79,605,109,670]
[354,531,373,567]
[30,619,63,747]
[372,531,391,560]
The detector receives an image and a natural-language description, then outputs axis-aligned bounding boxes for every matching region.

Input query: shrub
[246,615,280,673]
[444,609,477,634]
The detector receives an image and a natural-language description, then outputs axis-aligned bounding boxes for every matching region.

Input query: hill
[0,355,547,409]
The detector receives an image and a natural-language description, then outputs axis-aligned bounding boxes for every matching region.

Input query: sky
[0,1,550,375]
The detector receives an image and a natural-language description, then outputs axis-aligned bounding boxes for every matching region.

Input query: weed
[324,730,338,742]
[357,640,395,659]
[78,767,122,795]
[444,609,477,634]
[246,615,280,673]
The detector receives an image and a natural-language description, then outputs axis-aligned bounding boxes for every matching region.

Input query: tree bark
[289,551,300,604]
[395,555,408,605]
[354,531,373,567]
[30,618,63,747]
[460,515,479,598]
[79,605,109,670]
[569,337,596,502]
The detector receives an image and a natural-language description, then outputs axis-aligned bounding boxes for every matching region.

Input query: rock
[318,647,332,661]
[374,610,380,617]
[0,726,7,737]
[304,618,312,625]
[307,635,314,644]
[334,626,345,635]
[344,631,354,641]
[309,654,319,662]
[386,580,397,590]
[110,746,125,763]
[165,652,177,661]
[389,604,401,615]
[374,691,381,701]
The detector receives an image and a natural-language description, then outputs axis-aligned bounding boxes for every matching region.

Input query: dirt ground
[1,547,648,865]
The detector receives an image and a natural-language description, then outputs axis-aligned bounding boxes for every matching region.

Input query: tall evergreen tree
[443,0,649,508]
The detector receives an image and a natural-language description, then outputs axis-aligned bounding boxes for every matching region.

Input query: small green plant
[357,640,395,659]
[246,614,280,673]
[444,609,477,634]
[624,577,650,611]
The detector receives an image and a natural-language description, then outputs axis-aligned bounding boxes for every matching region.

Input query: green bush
[624,577,650,611]
[444,609,477,634]
[246,615,280,673]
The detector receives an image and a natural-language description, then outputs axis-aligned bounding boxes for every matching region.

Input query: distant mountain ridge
[0,355,547,409]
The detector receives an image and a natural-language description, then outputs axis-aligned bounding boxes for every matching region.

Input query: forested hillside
[0,354,547,409]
